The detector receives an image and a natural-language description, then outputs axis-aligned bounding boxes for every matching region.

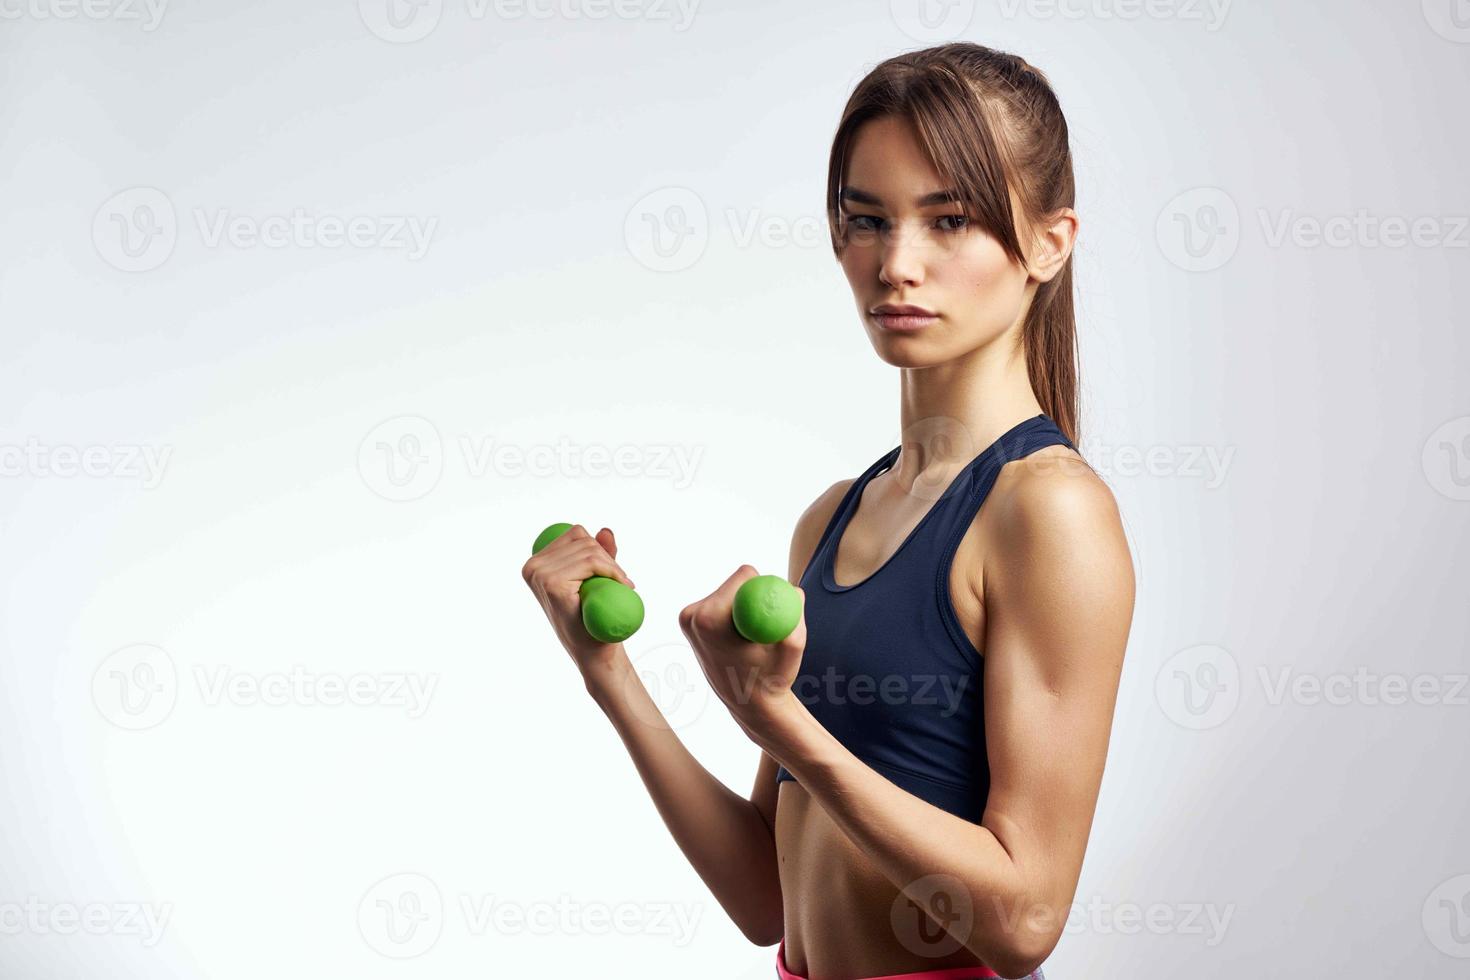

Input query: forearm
[753,691,1045,976]
[583,653,783,945]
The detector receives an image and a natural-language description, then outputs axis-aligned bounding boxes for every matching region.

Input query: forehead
[845,115,947,193]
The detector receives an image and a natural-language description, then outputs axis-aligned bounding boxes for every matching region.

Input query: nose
[878,224,926,289]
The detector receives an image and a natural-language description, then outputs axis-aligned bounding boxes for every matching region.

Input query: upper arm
[750,477,855,827]
[977,462,1135,963]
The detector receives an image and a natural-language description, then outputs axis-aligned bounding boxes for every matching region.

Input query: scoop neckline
[822,413,1048,594]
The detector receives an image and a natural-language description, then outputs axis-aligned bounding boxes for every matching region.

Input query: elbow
[737,909,785,948]
[740,922,787,952]
[986,930,1058,980]
[989,954,1045,980]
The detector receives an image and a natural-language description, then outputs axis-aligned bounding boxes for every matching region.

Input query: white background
[2,0,1468,976]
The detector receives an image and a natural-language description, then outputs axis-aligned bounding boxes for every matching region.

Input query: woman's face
[836,114,1036,368]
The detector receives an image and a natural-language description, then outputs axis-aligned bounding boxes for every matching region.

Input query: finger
[775,586,808,658]
[549,544,636,591]
[596,527,618,561]
[710,564,762,607]
[532,525,635,588]
[689,565,761,638]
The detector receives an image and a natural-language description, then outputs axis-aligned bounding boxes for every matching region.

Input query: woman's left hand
[678,565,807,744]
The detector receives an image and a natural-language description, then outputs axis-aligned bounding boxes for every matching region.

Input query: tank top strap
[801,445,903,583]
[926,413,1077,576]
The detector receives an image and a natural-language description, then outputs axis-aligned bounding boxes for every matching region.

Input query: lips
[871,303,937,317]
[871,303,939,331]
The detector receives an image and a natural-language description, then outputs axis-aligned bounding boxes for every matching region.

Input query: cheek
[941,239,1027,311]
[838,247,873,286]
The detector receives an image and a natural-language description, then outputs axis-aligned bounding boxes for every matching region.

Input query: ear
[1026,207,1079,284]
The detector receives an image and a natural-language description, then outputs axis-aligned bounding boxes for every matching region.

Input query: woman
[522,43,1133,980]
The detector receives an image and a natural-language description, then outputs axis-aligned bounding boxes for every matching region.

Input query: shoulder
[787,478,856,581]
[984,445,1134,599]
[993,446,1120,536]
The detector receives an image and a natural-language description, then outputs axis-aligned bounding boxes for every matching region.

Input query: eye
[847,215,883,232]
[937,214,969,232]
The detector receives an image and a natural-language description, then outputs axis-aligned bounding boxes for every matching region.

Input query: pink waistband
[775,937,1000,980]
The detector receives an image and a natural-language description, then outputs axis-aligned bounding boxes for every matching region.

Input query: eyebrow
[839,187,963,208]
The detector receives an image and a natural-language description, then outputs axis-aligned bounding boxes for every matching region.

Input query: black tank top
[774,413,1076,823]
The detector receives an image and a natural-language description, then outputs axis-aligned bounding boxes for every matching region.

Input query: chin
[868,333,949,369]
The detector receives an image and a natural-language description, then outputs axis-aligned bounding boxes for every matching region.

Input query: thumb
[596,527,618,560]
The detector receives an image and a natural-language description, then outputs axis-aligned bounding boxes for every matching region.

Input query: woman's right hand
[521,524,638,678]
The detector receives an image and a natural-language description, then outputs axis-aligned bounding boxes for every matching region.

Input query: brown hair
[827,43,1081,445]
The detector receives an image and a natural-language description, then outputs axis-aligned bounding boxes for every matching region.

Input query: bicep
[978,471,1134,914]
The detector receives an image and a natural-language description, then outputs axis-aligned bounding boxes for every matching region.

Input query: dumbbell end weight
[732,574,802,645]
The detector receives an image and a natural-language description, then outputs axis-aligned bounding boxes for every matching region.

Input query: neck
[890,337,1043,494]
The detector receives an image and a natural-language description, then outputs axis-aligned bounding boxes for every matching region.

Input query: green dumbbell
[532,522,644,644]
[732,574,802,644]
